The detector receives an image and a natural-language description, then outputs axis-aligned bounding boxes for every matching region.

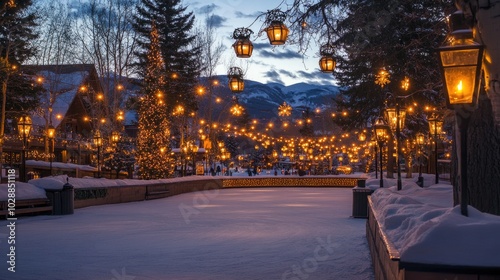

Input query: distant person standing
[216,165,221,175]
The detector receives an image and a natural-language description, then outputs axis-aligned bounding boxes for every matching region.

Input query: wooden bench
[0,198,53,219]
[145,185,170,200]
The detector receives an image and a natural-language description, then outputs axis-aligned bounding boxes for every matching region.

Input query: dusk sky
[187,0,338,86]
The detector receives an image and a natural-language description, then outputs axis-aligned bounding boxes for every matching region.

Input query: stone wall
[73,176,361,209]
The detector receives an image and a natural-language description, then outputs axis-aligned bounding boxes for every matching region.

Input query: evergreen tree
[330,0,452,131]
[299,107,315,137]
[136,22,171,179]
[133,0,201,115]
[0,0,40,115]
[286,0,453,132]
[0,0,40,157]
[103,135,136,178]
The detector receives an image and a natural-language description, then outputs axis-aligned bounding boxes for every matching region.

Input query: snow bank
[0,182,47,201]
[26,160,97,171]
[371,183,500,267]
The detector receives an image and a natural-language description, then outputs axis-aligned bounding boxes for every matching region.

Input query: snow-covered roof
[31,70,88,128]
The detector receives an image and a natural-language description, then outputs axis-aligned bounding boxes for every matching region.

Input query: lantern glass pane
[385,109,397,131]
[429,120,443,135]
[400,110,406,128]
[229,77,244,93]
[319,57,336,73]
[416,134,425,145]
[266,22,289,45]
[443,66,476,104]
[440,48,480,67]
[233,39,253,58]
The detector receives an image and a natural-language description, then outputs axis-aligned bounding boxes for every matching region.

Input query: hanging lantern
[93,130,103,147]
[319,44,336,73]
[111,131,120,143]
[437,11,484,109]
[18,115,33,138]
[428,114,443,138]
[227,67,244,93]
[416,133,425,146]
[384,107,406,132]
[47,125,56,139]
[264,9,289,45]
[373,117,390,143]
[232,28,254,58]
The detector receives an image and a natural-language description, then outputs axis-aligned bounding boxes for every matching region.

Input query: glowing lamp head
[437,11,484,109]
[232,28,254,58]
[264,10,289,45]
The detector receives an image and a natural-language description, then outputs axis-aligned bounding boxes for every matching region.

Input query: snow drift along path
[0,188,373,280]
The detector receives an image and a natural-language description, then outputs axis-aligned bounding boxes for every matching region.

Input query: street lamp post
[17,115,32,182]
[93,130,103,178]
[416,133,425,187]
[374,117,390,188]
[371,138,378,179]
[437,10,484,217]
[47,125,56,176]
[386,104,407,191]
[428,115,443,184]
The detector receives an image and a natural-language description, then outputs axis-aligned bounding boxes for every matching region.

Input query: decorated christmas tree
[136,22,171,179]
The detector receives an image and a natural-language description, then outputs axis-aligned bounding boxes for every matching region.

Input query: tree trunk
[386,135,395,179]
[465,95,500,215]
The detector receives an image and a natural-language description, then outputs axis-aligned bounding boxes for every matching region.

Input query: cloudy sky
[186,0,337,86]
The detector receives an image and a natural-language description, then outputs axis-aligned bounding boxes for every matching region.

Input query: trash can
[46,180,74,215]
[60,180,74,215]
[352,188,374,218]
[46,190,62,215]
[357,179,366,188]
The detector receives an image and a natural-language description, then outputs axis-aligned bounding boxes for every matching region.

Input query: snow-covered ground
[0,187,374,280]
[2,171,499,279]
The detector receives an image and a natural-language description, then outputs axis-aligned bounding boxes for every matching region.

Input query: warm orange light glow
[457,80,463,93]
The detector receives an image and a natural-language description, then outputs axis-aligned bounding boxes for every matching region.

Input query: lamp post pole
[373,140,378,179]
[457,114,470,217]
[428,115,442,185]
[97,144,101,178]
[49,137,53,176]
[21,132,27,182]
[379,143,384,187]
[374,117,390,188]
[18,115,32,182]
[416,133,425,187]
[437,10,484,217]
[94,131,102,178]
[395,103,402,190]
[434,126,439,184]
[47,125,55,176]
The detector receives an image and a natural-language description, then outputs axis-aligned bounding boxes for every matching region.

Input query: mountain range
[197,76,341,135]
